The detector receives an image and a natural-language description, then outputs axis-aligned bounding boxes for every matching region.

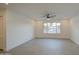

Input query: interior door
[0,16,4,51]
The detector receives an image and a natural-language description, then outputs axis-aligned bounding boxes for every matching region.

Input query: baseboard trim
[34,37,70,40]
[6,39,33,52]
[70,39,79,45]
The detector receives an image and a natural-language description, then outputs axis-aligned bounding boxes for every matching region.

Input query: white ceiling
[4,3,79,20]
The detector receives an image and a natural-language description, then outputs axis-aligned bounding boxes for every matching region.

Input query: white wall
[70,16,79,45]
[6,9,34,51]
[34,19,70,39]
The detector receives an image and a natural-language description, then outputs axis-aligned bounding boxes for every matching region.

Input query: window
[43,22,61,34]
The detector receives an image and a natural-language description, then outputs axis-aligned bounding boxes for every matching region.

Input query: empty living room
[0,3,79,55]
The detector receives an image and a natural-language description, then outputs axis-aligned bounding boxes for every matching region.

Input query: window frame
[43,22,61,34]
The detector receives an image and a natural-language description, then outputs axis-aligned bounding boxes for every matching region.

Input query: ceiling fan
[36,11,56,21]
[43,12,56,18]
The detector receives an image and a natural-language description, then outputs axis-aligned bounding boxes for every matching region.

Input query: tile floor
[6,39,79,55]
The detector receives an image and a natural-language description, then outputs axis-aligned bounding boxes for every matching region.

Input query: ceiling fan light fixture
[47,18,50,20]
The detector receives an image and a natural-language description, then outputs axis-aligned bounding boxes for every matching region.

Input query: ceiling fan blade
[50,15,56,18]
